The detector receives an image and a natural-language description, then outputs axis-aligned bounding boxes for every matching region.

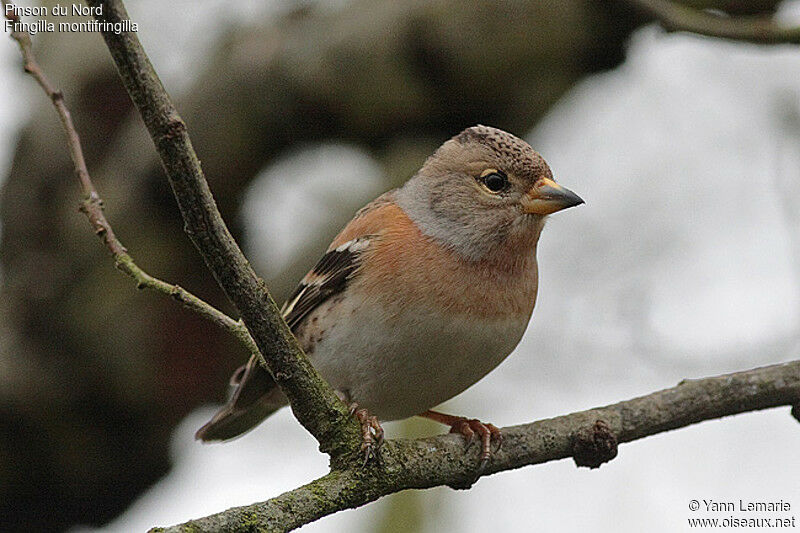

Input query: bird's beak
[521,177,584,215]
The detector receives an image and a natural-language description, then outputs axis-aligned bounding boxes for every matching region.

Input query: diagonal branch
[85,0,362,459]
[625,0,800,44]
[157,360,800,532]
[2,3,257,354]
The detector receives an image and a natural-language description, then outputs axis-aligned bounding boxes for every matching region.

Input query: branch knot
[571,419,618,469]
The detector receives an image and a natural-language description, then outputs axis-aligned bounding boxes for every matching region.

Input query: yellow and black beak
[521,177,584,215]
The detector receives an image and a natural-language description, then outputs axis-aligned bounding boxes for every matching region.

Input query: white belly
[308,298,530,421]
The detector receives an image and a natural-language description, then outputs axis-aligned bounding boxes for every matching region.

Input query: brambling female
[197,125,583,466]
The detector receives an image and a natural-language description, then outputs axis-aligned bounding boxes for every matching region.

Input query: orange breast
[335,199,539,320]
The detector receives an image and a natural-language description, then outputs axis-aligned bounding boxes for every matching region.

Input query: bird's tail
[195,354,287,442]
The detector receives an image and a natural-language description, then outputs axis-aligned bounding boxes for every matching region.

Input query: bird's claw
[448,418,502,472]
[451,421,476,450]
[492,426,503,453]
[350,403,384,467]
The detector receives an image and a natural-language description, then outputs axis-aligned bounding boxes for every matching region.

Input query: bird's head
[396,125,583,261]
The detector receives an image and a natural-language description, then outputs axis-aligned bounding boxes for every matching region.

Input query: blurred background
[1,1,799,531]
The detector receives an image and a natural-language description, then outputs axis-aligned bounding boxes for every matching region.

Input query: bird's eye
[480,170,508,193]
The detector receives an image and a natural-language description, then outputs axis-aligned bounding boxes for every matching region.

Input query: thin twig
[158,360,800,532]
[86,0,363,459]
[3,2,258,354]
[626,0,800,44]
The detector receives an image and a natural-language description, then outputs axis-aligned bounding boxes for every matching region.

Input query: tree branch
[85,0,362,459]
[156,360,800,532]
[625,0,800,44]
[2,3,257,354]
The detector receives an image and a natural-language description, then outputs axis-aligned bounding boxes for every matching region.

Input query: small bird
[197,125,583,466]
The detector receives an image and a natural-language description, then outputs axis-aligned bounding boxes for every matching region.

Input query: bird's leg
[337,391,384,466]
[349,404,384,466]
[419,410,502,471]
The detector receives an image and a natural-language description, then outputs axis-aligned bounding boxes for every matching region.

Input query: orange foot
[349,403,384,466]
[420,410,502,471]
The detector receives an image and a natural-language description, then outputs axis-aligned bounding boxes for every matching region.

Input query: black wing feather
[282,237,372,330]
